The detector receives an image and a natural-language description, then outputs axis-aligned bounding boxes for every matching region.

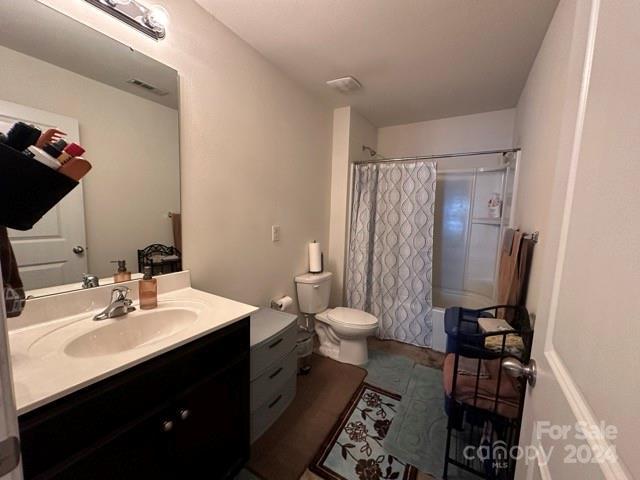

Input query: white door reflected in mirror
[1,101,88,290]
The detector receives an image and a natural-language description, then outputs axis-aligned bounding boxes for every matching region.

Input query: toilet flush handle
[313,285,320,289]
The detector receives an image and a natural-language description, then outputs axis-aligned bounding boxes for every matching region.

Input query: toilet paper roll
[273,295,293,311]
[309,241,322,273]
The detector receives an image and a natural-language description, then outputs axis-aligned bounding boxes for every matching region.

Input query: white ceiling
[195,0,558,126]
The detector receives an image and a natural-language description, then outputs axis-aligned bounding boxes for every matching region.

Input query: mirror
[0,0,181,297]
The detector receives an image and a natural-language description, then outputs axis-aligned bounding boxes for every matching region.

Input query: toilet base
[315,321,370,365]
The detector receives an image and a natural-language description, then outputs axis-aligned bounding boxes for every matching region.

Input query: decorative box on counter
[0,143,79,231]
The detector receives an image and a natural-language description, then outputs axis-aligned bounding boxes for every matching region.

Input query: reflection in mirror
[0,0,181,298]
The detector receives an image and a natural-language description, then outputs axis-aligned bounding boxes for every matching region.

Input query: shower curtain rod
[356,146,520,165]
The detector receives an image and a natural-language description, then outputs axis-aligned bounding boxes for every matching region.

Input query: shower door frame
[437,163,513,305]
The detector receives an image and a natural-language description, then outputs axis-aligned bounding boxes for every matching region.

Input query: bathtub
[430,288,494,352]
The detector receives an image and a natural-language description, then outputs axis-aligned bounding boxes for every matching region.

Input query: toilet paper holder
[270,295,293,312]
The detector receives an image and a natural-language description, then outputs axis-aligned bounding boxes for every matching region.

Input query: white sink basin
[27,301,205,359]
[65,308,198,358]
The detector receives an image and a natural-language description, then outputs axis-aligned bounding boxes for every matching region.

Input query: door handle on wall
[72,246,85,254]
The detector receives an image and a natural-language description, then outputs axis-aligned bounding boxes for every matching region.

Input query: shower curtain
[346,161,436,347]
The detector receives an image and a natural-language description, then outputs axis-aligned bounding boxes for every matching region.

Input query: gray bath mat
[383,364,474,479]
[364,349,415,395]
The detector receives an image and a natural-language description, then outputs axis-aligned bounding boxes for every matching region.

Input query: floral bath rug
[310,383,418,480]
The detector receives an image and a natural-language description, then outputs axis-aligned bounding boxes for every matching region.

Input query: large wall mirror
[0,0,181,297]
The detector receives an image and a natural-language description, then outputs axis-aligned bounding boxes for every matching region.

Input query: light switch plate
[271,225,281,242]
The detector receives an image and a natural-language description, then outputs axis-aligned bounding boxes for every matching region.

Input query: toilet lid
[328,307,377,326]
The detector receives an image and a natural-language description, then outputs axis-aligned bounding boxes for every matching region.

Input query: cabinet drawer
[250,322,296,380]
[251,348,296,411]
[250,372,296,443]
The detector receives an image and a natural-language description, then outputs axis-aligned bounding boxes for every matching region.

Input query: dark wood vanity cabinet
[18,318,250,480]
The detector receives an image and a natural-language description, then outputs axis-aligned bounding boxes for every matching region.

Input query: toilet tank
[295,272,332,314]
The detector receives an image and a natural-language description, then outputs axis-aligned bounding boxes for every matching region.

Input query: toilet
[295,272,378,365]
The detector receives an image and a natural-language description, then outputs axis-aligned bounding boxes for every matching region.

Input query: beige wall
[0,45,179,278]
[377,109,516,163]
[511,0,586,313]
[327,107,377,306]
[327,107,351,306]
[510,1,585,476]
[36,0,333,307]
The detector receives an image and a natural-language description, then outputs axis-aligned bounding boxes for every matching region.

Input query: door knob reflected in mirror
[161,420,174,432]
[502,358,537,387]
[72,246,85,254]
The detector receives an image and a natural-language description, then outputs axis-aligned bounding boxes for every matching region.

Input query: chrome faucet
[94,286,135,321]
[82,273,100,289]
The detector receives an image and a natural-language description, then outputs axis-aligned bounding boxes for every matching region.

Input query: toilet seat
[327,307,377,327]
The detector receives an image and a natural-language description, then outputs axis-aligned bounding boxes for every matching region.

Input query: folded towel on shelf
[484,333,525,357]
[478,317,514,333]
[457,355,490,379]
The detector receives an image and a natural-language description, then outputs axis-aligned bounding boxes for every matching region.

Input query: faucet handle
[82,273,99,289]
[111,286,130,301]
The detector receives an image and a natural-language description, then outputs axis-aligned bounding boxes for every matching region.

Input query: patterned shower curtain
[346,161,436,347]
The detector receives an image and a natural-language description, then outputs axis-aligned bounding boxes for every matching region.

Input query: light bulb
[143,5,169,34]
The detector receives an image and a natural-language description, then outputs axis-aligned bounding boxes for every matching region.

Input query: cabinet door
[51,405,175,480]
[172,355,249,479]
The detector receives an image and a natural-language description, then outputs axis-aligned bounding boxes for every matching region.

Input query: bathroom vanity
[8,272,257,479]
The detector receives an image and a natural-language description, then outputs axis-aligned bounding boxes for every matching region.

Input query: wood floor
[368,337,445,370]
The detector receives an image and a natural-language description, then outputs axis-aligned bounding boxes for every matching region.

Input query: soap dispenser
[139,266,157,310]
[111,260,131,283]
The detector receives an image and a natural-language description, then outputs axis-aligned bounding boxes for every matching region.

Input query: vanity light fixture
[84,0,168,40]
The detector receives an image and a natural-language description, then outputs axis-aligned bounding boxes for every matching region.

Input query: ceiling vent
[126,78,169,96]
[326,76,362,94]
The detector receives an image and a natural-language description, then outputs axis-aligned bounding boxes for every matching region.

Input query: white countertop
[9,286,257,415]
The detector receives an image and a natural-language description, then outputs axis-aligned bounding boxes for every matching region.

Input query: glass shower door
[466,169,506,299]
[433,160,516,309]
[433,171,474,300]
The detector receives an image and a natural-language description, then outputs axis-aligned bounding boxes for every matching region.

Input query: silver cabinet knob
[178,408,190,421]
[72,246,85,254]
[161,420,174,432]
[502,358,537,387]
